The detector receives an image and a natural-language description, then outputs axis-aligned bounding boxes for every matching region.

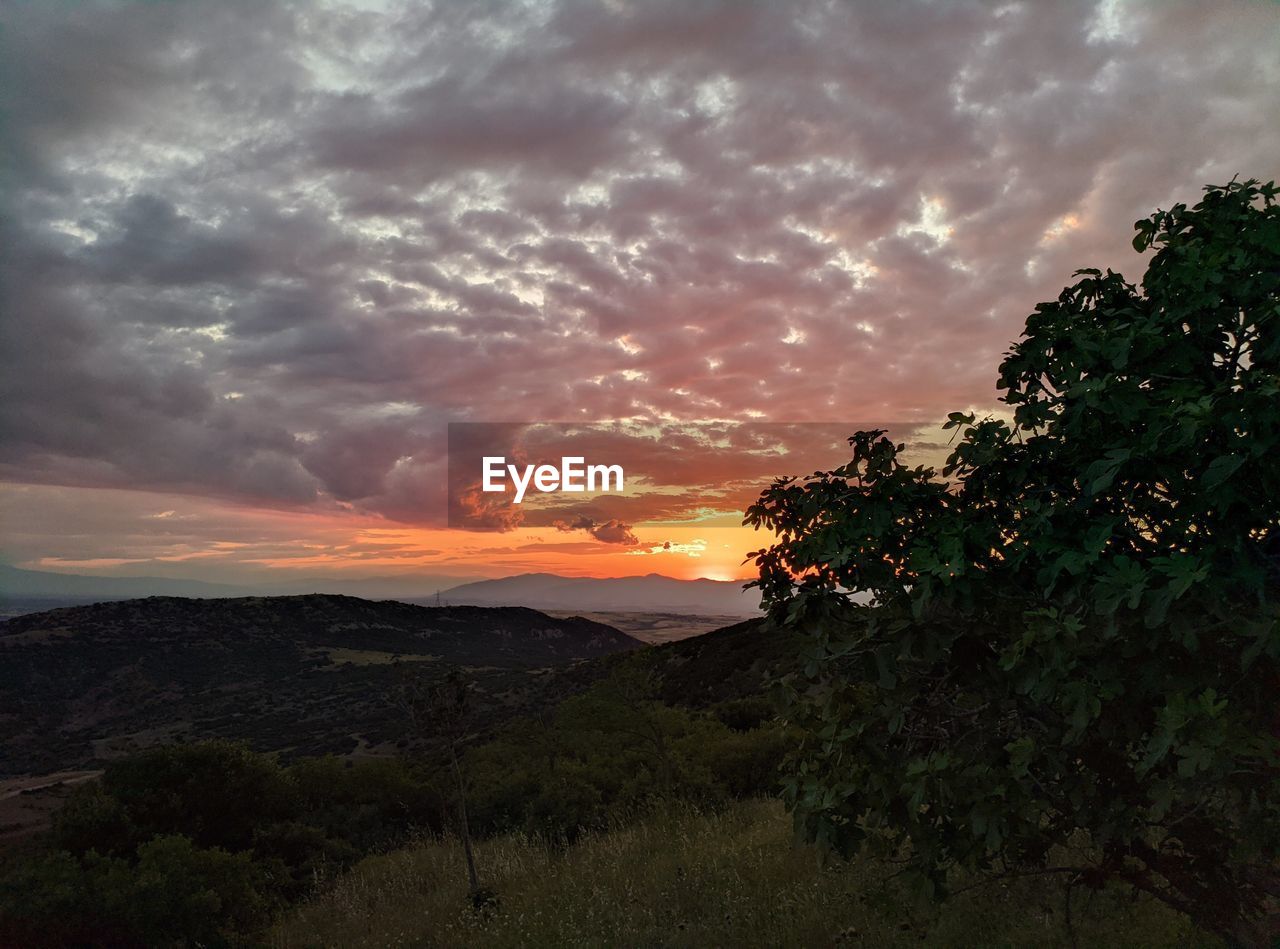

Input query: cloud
[588,520,640,545]
[2,0,1278,554]
[553,514,640,546]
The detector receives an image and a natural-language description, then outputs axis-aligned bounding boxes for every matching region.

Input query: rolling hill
[0,595,640,776]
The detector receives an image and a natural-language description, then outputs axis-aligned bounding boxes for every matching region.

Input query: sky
[2,0,1278,586]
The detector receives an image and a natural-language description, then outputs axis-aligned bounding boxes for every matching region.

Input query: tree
[100,835,272,947]
[565,661,680,791]
[745,179,1280,945]
[392,669,484,900]
[75,741,298,855]
[0,837,271,947]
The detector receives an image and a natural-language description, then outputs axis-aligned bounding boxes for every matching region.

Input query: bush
[461,672,789,843]
[713,696,777,732]
[10,743,448,946]
[92,741,299,854]
[0,837,272,948]
[101,835,273,947]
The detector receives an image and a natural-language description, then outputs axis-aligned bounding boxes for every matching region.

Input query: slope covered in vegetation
[0,595,639,774]
[276,798,1213,949]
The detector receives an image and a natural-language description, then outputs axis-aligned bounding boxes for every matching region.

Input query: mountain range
[0,566,762,617]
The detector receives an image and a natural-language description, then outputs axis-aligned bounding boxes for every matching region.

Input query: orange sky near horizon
[0,423,960,586]
[0,481,765,585]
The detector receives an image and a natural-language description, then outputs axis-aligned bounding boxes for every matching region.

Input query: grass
[274,798,1216,948]
[321,647,438,667]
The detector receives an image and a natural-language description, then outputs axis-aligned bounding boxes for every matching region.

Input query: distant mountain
[0,566,765,619]
[0,595,640,775]
[0,566,478,615]
[440,572,762,615]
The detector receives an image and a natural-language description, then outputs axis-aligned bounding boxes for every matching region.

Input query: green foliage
[0,850,109,946]
[287,754,442,854]
[712,696,778,732]
[0,665,787,945]
[65,741,298,855]
[0,837,271,948]
[463,661,790,842]
[49,781,136,857]
[102,835,272,947]
[745,180,1280,941]
[2,743,444,946]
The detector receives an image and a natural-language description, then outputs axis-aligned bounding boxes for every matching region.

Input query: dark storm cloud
[2,0,1278,529]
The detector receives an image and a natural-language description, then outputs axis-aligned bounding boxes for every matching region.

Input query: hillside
[0,595,639,776]
[645,617,800,707]
[0,602,1218,947]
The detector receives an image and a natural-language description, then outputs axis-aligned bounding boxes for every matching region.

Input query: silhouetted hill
[441,572,762,615]
[0,595,639,776]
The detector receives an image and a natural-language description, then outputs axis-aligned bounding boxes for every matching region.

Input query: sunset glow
[2,1,1277,590]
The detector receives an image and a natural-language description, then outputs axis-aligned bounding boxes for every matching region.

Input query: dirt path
[0,770,102,844]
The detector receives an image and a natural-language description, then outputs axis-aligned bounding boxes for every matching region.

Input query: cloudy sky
[2,0,1278,585]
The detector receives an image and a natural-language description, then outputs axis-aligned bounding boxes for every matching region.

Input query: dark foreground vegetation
[276,799,1212,949]
[0,655,1209,948]
[0,650,792,947]
[748,179,1280,944]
